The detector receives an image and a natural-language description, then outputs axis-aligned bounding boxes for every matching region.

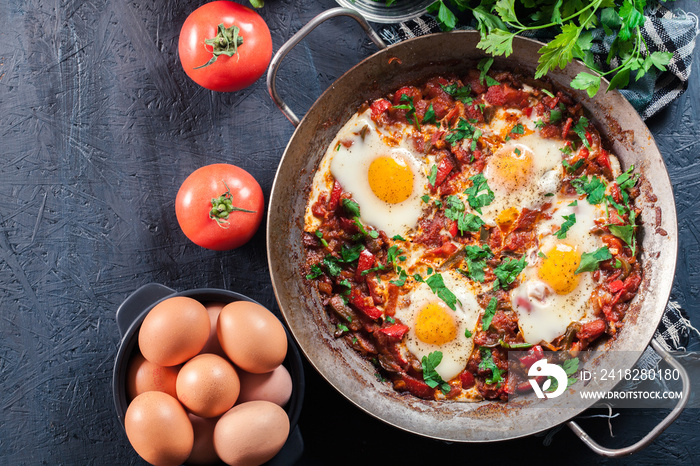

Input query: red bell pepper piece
[597,149,611,171]
[401,374,435,399]
[349,288,383,320]
[518,345,545,369]
[355,249,376,282]
[460,371,475,389]
[609,279,624,294]
[378,323,410,340]
[431,157,454,189]
[327,181,343,212]
[370,98,392,117]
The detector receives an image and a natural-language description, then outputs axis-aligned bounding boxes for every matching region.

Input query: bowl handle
[115,283,175,337]
[266,7,387,126]
[567,339,691,457]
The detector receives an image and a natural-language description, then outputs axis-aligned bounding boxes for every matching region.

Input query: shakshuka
[302,64,642,402]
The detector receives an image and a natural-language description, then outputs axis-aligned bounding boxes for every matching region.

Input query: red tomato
[178,1,272,92]
[175,164,264,250]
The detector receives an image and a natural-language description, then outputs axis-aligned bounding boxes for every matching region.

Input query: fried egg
[320,109,428,238]
[394,271,480,382]
[480,133,564,226]
[511,197,605,344]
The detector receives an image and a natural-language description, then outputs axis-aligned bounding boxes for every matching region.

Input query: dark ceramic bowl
[112,283,305,465]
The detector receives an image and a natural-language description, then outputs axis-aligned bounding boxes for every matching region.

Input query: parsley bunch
[427,0,675,97]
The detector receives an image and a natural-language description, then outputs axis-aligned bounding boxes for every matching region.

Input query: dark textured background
[0,0,698,464]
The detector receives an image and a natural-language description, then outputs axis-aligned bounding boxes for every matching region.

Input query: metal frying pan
[265,8,688,455]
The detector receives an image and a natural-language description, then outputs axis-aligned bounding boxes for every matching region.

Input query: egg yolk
[538,243,581,294]
[368,155,414,204]
[489,145,533,191]
[415,302,457,346]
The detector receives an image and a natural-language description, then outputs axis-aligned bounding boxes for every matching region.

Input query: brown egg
[199,302,226,356]
[176,353,240,418]
[139,296,210,367]
[237,365,293,407]
[187,414,220,465]
[213,401,290,466]
[217,301,288,374]
[126,352,179,401]
[125,391,193,466]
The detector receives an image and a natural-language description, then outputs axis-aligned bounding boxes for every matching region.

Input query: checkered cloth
[376,5,700,353]
[377,4,699,120]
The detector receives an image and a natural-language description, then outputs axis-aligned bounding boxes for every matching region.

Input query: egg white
[323,109,428,238]
[480,133,564,226]
[511,197,605,344]
[395,270,480,382]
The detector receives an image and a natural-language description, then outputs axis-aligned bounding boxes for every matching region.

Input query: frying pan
[265,8,689,456]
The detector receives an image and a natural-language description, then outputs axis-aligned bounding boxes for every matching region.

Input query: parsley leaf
[445,118,479,146]
[340,243,365,263]
[510,123,525,136]
[423,104,437,125]
[341,198,360,217]
[477,57,497,85]
[570,72,602,98]
[555,213,576,239]
[462,244,493,283]
[390,267,409,287]
[477,28,516,56]
[493,256,527,290]
[573,116,591,149]
[425,273,458,311]
[482,297,498,330]
[306,263,324,280]
[478,348,504,386]
[421,351,451,394]
[428,164,438,186]
[323,255,343,277]
[575,247,612,274]
[441,83,472,103]
[464,174,495,214]
[571,175,606,205]
[609,224,636,254]
[545,357,579,392]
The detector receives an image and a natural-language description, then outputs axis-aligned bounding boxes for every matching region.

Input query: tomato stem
[209,181,256,226]
[194,23,244,69]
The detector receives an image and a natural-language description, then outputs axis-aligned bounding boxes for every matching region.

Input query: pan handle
[567,339,691,457]
[266,7,387,126]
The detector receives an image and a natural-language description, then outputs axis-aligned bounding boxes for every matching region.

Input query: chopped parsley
[493,256,527,290]
[609,224,636,255]
[478,348,503,386]
[464,173,495,214]
[441,82,472,103]
[477,57,500,86]
[445,118,480,147]
[482,297,498,330]
[571,175,606,205]
[575,247,612,274]
[423,104,437,125]
[616,165,640,205]
[393,93,420,130]
[314,230,328,247]
[545,357,579,392]
[425,273,458,311]
[562,158,585,173]
[444,195,485,234]
[555,213,576,239]
[461,244,493,283]
[509,123,525,136]
[422,351,451,394]
[573,116,591,149]
[428,164,438,186]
